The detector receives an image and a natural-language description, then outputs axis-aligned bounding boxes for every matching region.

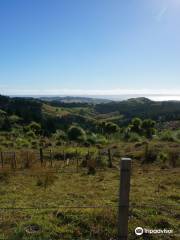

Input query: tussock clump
[168,149,180,168]
[0,170,10,183]
[36,172,58,188]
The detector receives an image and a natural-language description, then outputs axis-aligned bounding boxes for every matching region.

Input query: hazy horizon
[4,93,180,102]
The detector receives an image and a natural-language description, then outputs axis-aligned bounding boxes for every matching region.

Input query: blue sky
[0,0,180,97]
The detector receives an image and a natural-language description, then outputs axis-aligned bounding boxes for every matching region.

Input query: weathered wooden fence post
[76,150,79,173]
[63,150,66,167]
[118,158,132,240]
[25,151,30,168]
[13,152,17,169]
[11,152,16,169]
[50,150,53,167]
[108,148,113,168]
[1,152,4,168]
[40,148,43,166]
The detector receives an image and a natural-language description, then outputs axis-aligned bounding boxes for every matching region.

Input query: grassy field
[0,147,179,240]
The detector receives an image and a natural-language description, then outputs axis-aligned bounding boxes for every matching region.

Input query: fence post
[108,148,113,168]
[40,148,43,166]
[1,152,4,168]
[118,158,132,240]
[25,151,30,168]
[50,150,53,167]
[11,152,16,169]
[63,150,66,167]
[13,152,16,169]
[76,150,79,173]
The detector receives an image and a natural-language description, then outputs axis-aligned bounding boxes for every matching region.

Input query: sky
[0,0,180,99]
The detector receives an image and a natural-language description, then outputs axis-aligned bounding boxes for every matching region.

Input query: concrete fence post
[118,157,132,240]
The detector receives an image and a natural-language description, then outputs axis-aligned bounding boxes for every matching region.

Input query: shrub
[96,156,108,168]
[87,165,96,175]
[16,138,30,148]
[128,133,141,142]
[160,131,176,142]
[9,115,22,124]
[68,126,86,141]
[176,131,180,140]
[25,121,41,135]
[142,119,156,138]
[143,143,158,163]
[157,151,169,168]
[86,134,107,145]
[86,134,98,144]
[157,151,168,164]
[168,149,180,168]
[1,140,14,148]
[0,170,10,183]
[53,130,67,141]
[104,122,119,135]
[31,140,38,148]
[130,118,142,134]
[36,172,58,189]
[26,130,36,138]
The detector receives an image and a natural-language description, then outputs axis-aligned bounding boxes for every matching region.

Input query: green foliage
[168,149,180,168]
[160,130,176,142]
[53,130,67,141]
[175,130,180,140]
[68,125,86,141]
[128,118,156,139]
[0,170,10,183]
[0,109,11,131]
[26,130,36,138]
[96,156,108,168]
[28,122,41,134]
[86,133,107,145]
[36,172,58,189]
[142,119,156,138]
[95,97,180,122]
[128,132,141,142]
[130,117,142,133]
[157,151,168,163]
[9,114,22,124]
[104,122,119,135]
[143,143,158,163]
[16,138,30,148]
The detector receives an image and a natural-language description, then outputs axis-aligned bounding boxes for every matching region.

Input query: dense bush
[128,132,141,142]
[160,131,176,142]
[26,130,36,138]
[68,126,86,141]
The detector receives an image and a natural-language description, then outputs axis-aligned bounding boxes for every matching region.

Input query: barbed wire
[0,203,179,210]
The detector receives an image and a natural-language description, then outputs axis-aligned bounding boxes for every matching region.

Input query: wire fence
[0,150,179,239]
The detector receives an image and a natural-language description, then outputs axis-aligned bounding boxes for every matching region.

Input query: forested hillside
[95,97,180,121]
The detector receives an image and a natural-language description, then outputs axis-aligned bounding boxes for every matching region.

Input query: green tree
[142,119,156,138]
[68,126,86,141]
[104,122,119,135]
[0,110,11,131]
[130,118,142,134]
[9,115,22,124]
[27,121,41,135]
